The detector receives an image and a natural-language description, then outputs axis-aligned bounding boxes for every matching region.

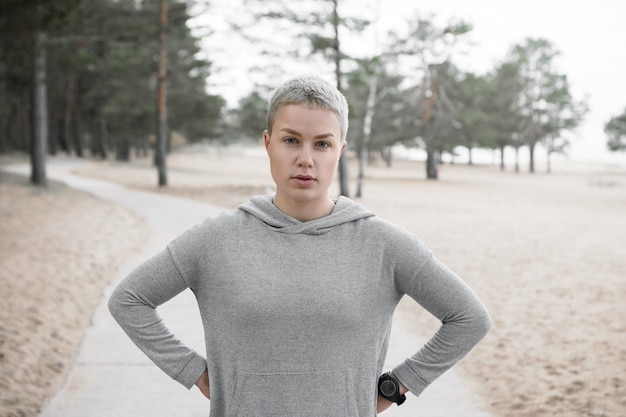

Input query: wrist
[388,371,409,395]
[378,371,407,406]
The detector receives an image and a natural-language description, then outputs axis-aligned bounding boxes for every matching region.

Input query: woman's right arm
[108,247,207,390]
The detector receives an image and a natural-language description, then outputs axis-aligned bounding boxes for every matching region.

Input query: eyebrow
[280,128,336,139]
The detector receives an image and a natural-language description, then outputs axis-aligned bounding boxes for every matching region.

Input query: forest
[1,0,624,190]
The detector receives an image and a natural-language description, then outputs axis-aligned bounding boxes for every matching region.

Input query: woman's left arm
[393,253,492,397]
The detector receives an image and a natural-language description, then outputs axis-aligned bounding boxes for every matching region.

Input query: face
[264,104,346,218]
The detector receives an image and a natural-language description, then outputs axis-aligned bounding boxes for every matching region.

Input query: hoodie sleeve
[108,247,207,389]
[390,237,492,397]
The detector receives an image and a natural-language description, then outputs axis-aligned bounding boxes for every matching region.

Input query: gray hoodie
[109,195,491,416]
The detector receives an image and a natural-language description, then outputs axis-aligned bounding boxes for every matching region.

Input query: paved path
[5,158,494,417]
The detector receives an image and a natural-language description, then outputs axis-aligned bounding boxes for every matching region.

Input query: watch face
[380,379,397,397]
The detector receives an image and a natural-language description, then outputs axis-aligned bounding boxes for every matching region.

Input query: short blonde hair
[267,75,349,143]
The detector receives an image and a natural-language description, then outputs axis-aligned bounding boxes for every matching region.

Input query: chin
[287,189,325,202]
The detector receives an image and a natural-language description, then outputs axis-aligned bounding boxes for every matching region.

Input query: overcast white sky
[195,0,626,164]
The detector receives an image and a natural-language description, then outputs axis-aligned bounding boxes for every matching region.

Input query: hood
[238,194,376,235]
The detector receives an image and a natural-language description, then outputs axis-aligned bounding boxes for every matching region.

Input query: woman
[109,75,491,416]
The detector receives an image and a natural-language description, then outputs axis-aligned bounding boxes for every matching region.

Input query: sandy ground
[2,144,625,417]
[0,161,150,417]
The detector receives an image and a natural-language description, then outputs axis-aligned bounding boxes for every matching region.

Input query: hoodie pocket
[230,369,359,417]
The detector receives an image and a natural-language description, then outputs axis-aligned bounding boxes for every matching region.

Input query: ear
[339,141,347,156]
[263,130,271,155]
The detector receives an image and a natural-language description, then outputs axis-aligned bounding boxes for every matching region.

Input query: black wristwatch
[378,372,406,405]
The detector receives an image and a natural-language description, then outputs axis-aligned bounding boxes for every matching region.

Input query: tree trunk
[546,147,552,174]
[57,116,70,154]
[155,0,168,186]
[64,78,75,156]
[331,0,349,197]
[0,75,5,153]
[499,145,505,170]
[31,31,48,187]
[426,146,438,180]
[355,148,365,198]
[355,73,378,198]
[100,117,109,158]
[467,145,473,165]
[380,147,392,167]
[48,113,58,155]
[514,147,520,173]
[0,117,5,153]
[73,83,84,157]
[337,146,350,196]
[528,142,536,173]
[14,89,31,152]
[116,137,130,161]
[136,136,149,157]
[91,116,108,159]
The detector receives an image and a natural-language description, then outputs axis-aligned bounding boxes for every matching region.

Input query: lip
[292,174,316,187]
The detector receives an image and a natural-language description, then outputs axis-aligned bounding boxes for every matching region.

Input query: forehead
[272,104,342,135]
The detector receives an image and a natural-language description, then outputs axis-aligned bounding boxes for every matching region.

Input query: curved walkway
[5,157,494,417]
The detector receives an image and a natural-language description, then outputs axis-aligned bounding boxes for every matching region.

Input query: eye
[316,141,331,149]
[284,137,298,144]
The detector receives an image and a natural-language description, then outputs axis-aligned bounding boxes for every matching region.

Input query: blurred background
[2,0,626,189]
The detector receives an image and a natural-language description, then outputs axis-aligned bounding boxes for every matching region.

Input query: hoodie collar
[238,194,375,235]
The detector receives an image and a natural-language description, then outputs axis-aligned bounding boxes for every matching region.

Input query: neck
[272,195,335,222]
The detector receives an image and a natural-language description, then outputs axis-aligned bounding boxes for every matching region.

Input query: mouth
[292,175,316,187]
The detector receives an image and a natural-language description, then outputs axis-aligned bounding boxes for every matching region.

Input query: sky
[194,0,626,165]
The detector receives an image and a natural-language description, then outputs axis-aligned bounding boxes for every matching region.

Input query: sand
[1,145,625,417]
[0,164,150,417]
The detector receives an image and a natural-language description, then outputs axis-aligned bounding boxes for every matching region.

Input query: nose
[296,147,313,168]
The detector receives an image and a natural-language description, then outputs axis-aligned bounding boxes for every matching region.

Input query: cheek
[268,152,285,180]
[322,155,341,175]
